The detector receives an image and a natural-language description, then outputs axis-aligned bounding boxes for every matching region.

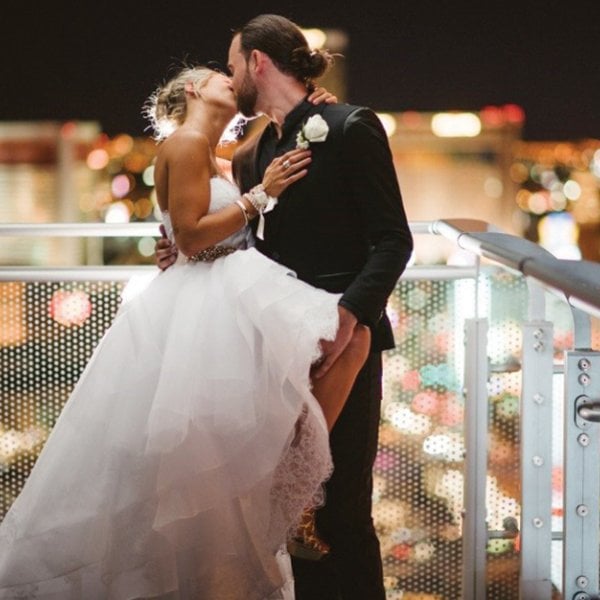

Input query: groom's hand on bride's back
[155,225,178,271]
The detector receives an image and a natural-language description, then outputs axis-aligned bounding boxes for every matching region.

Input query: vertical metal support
[520,279,553,599]
[462,317,489,600]
[563,307,600,600]
[519,320,553,598]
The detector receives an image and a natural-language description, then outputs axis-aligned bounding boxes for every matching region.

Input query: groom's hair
[236,14,333,87]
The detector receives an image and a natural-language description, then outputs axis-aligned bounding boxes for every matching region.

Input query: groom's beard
[237,70,258,118]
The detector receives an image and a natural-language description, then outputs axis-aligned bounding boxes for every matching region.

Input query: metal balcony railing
[1,219,599,600]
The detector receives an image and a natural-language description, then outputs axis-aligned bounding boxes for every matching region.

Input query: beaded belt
[187,245,237,263]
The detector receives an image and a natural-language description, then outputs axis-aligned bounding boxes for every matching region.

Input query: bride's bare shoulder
[169,128,209,143]
[159,129,210,158]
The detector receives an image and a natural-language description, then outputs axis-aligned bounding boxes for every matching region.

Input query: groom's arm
[338,107,413,327]
[313,108,412,378]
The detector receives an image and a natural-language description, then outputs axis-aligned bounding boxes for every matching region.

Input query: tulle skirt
[0,248,340,599]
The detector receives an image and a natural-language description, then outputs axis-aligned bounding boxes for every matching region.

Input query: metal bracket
[575,396,600,426]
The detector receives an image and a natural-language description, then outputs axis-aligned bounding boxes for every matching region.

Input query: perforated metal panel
[482,270,528,599]
[0,280,123,518]
[378,277,466,599]
[377,269,533,599]
[0,269,592,599]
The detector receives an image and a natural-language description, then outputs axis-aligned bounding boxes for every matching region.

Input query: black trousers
[292,352,386,600]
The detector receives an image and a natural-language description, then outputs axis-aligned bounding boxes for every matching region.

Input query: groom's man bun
[238,14,336,89]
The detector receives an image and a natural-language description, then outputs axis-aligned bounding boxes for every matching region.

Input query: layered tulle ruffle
[0,248,339,599]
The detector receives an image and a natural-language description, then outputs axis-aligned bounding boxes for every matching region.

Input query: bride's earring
[184,81,201,99]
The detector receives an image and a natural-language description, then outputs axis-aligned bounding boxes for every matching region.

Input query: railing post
[563,307,600,600]
[519,281,553,599]
[462,317,489,600]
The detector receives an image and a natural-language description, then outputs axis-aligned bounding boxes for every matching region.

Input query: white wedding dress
[0,177,340,599]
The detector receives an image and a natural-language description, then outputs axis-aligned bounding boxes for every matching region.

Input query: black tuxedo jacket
[232,99,413,352]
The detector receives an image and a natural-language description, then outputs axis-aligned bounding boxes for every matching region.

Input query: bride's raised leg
[289,324,371,561]
[311,323,371,432]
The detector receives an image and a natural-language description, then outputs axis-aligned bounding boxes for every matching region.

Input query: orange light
[503,104,525,124]
[480,105,504,127]
[87,148,109,170]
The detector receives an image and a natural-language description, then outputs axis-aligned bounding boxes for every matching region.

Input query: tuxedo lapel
[255,102,326,241]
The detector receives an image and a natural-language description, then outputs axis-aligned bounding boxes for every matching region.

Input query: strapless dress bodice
[161,176,253,253]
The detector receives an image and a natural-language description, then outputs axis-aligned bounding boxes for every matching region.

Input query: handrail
[0,223,161,237]
[0,266,157,282]
[0,265,480,283]
[0,221,492,237]
[1,219,599,316]
[435,219,600,316]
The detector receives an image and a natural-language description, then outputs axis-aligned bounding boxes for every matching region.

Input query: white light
[431,112,481,137]
[104,201,130,223]
[483,177,503,199]
[550,191,567,211]
[563,179,581,200]
[384,403,432,435]
[301,28,327,49]
[423,433,465,461]
[551,245,582,259]
[376,113,397,137]
[528,192,548,215]
[137,236,156,257]
[142,165,155,187]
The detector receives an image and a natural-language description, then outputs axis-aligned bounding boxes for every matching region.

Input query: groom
[228,15,412,600]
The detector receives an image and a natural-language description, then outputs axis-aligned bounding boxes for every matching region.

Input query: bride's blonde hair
[143,66,214,141]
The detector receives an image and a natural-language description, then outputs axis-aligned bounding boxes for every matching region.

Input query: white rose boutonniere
[296,114,329,149]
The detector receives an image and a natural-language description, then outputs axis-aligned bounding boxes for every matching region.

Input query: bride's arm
[167,133,311,258]
[168,133,245,256]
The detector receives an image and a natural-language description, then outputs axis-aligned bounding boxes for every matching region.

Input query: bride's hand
[262,148,312,197]
[308,86,338,105]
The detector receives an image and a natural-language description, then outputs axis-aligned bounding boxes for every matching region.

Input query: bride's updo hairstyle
[143,66,214,141]
[237,14,336,91]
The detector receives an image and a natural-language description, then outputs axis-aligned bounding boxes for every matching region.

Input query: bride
[0,65,369,599]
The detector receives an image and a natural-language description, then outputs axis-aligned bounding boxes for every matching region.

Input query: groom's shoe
[287,509,330,561]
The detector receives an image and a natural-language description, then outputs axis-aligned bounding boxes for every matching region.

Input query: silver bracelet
[244,184,277,212]
[243,184,279,241]
[235,199,250,225]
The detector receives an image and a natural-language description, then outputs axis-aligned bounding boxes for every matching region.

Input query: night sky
[2,0,599,141]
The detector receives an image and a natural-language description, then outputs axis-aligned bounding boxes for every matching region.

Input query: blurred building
[0,122,159,266]
[3,114,600,267]
[0,121,101,266]
[381,106,526,264]
[510,139,600,262]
